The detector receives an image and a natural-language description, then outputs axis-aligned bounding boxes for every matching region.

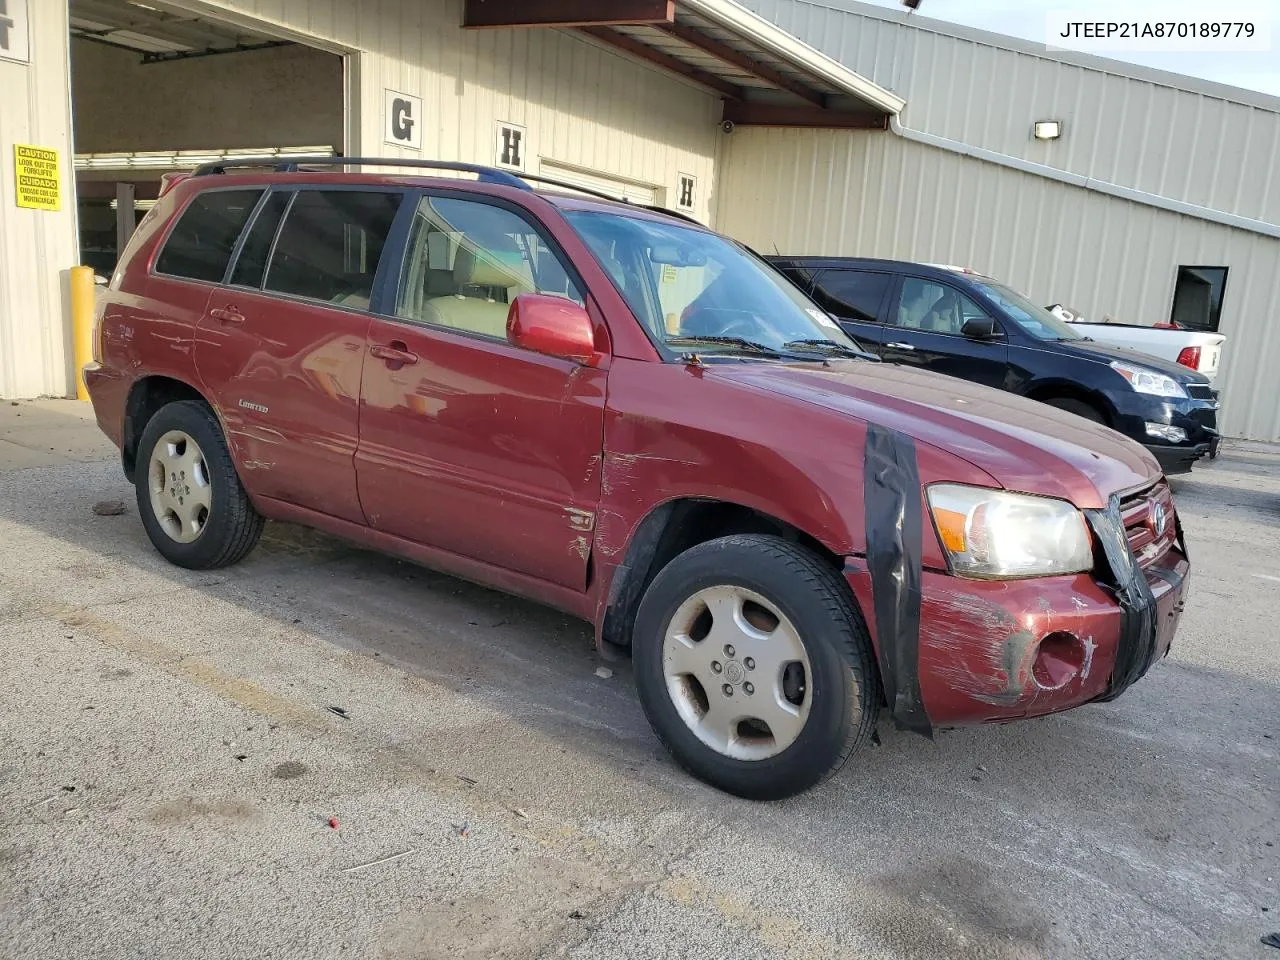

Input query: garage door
[538,161,660,205]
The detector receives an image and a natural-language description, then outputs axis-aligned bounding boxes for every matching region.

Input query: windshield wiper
[782,339,880,361]
[665,336,818,361]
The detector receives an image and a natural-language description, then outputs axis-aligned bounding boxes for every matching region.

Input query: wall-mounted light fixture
[1033,120,1063,141]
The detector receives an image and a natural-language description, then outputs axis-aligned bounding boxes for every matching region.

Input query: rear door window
[229,191,292,289]
[812,270,892,323]
[155,189,263,283]
[263,190,403,310]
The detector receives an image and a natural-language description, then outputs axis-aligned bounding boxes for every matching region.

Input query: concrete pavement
[0,399,1276,959]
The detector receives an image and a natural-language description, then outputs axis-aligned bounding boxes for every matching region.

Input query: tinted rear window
[230,191,292,288]
[264,190,402,310]
[155,189,263,283]
[812,270,892,323]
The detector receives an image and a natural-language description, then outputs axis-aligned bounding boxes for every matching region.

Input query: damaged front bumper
[844,541,1189,728]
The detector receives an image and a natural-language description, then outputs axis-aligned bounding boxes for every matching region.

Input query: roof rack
[516,173,704,223]
[641,205,703,226]
[190,156,531,189]
[514,173,629,205]
[189,156,705,225]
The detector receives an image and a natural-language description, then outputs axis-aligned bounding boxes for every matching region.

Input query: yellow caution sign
[14,145,61,211]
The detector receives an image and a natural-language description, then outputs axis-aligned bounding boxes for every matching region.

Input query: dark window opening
[1170,266,1228,333]
[155,189,263,283]
[811,270,892,323]
[264,190,402,310]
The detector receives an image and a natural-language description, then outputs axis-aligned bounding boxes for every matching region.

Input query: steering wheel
[681,306,764,340]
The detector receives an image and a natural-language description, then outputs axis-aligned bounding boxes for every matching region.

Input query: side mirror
[507,294,599,365]
[961,316,998,340]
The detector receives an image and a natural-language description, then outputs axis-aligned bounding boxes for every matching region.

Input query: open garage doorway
[68,0,350,275]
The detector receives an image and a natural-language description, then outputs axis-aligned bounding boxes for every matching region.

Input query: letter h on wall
[0,0,13,52]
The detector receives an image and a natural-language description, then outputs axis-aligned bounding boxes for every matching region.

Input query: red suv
[85,158,1189,800]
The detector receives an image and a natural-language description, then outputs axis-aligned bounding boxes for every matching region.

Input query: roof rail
[190,156,532,189]
[515,173,706,226]
[190,157,705,225]
[640,205,703,226]
[515,173,630,205]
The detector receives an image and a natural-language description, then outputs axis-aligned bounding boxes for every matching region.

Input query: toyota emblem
[1151,501,1167,538]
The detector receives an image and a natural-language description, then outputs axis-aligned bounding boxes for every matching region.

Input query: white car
[1048,305,1225,383]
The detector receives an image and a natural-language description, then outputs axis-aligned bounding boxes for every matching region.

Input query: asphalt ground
[1,398,1276,959]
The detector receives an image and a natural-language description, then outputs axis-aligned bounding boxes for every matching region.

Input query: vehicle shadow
[1,450,1276,959]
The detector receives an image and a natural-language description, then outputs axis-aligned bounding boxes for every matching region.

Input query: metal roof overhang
[69,0,288,62]
[462,0,905,128]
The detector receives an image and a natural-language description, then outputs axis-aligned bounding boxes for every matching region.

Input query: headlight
[1110,361,1187,398]
[926,484,1093,579]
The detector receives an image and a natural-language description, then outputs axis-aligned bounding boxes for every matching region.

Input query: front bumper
[1145,441,1212,474]
[844,545,1189,727]
[1114,391,1218,474]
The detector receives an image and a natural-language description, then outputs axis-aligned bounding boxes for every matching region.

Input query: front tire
[632,534,879,800]
[134,400,263,569]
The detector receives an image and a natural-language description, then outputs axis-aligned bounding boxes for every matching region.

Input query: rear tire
[1043,397,1105,424]
[632,534,879,801]
[134,400,263,570]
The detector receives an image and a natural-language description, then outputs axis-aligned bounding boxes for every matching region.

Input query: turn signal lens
[933,507,969,553]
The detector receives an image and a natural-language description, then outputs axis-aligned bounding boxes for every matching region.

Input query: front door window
[395,196,583,341]
[893,278,989,335]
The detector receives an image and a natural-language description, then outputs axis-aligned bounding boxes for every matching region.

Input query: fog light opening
[1032,632,1085,691]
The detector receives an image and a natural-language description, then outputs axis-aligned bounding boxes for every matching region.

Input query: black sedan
[768,257,1219,473]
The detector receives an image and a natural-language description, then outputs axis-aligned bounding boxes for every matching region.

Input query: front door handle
[209,307,245,326]
[369,341,420,368]
[885,341,917,351]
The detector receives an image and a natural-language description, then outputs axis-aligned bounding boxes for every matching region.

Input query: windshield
[563,210,858,357]
[974,280,1085,341]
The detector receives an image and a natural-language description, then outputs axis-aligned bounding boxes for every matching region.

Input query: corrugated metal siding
[0,0,77,398]
[716,127,1280,440]
[741,0,1280,227]
[199,0,721,220]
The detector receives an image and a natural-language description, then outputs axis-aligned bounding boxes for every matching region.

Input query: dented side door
[355,313,607,590]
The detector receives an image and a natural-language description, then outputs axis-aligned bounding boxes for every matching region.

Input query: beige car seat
[424,245,534,338]
[922,292,962,334]
[898,284,935,329]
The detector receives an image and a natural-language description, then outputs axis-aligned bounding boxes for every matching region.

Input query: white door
[537,161,661,206]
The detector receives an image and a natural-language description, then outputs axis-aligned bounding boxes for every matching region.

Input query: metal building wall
[741,0,1280,226]
[0,0,78,399]
[726,0,1280,440]
[716,127,1280,439]
[196,0,722,221]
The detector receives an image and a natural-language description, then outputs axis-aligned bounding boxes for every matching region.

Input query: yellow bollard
[69,265,96,401]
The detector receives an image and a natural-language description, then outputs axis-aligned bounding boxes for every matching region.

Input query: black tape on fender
[863,424,930,735]
[1086,495,1159,701]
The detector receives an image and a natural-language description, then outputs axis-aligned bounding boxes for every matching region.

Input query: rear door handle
[369,341,420,367]
[885,341,917,351]
[209,307,245,326]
